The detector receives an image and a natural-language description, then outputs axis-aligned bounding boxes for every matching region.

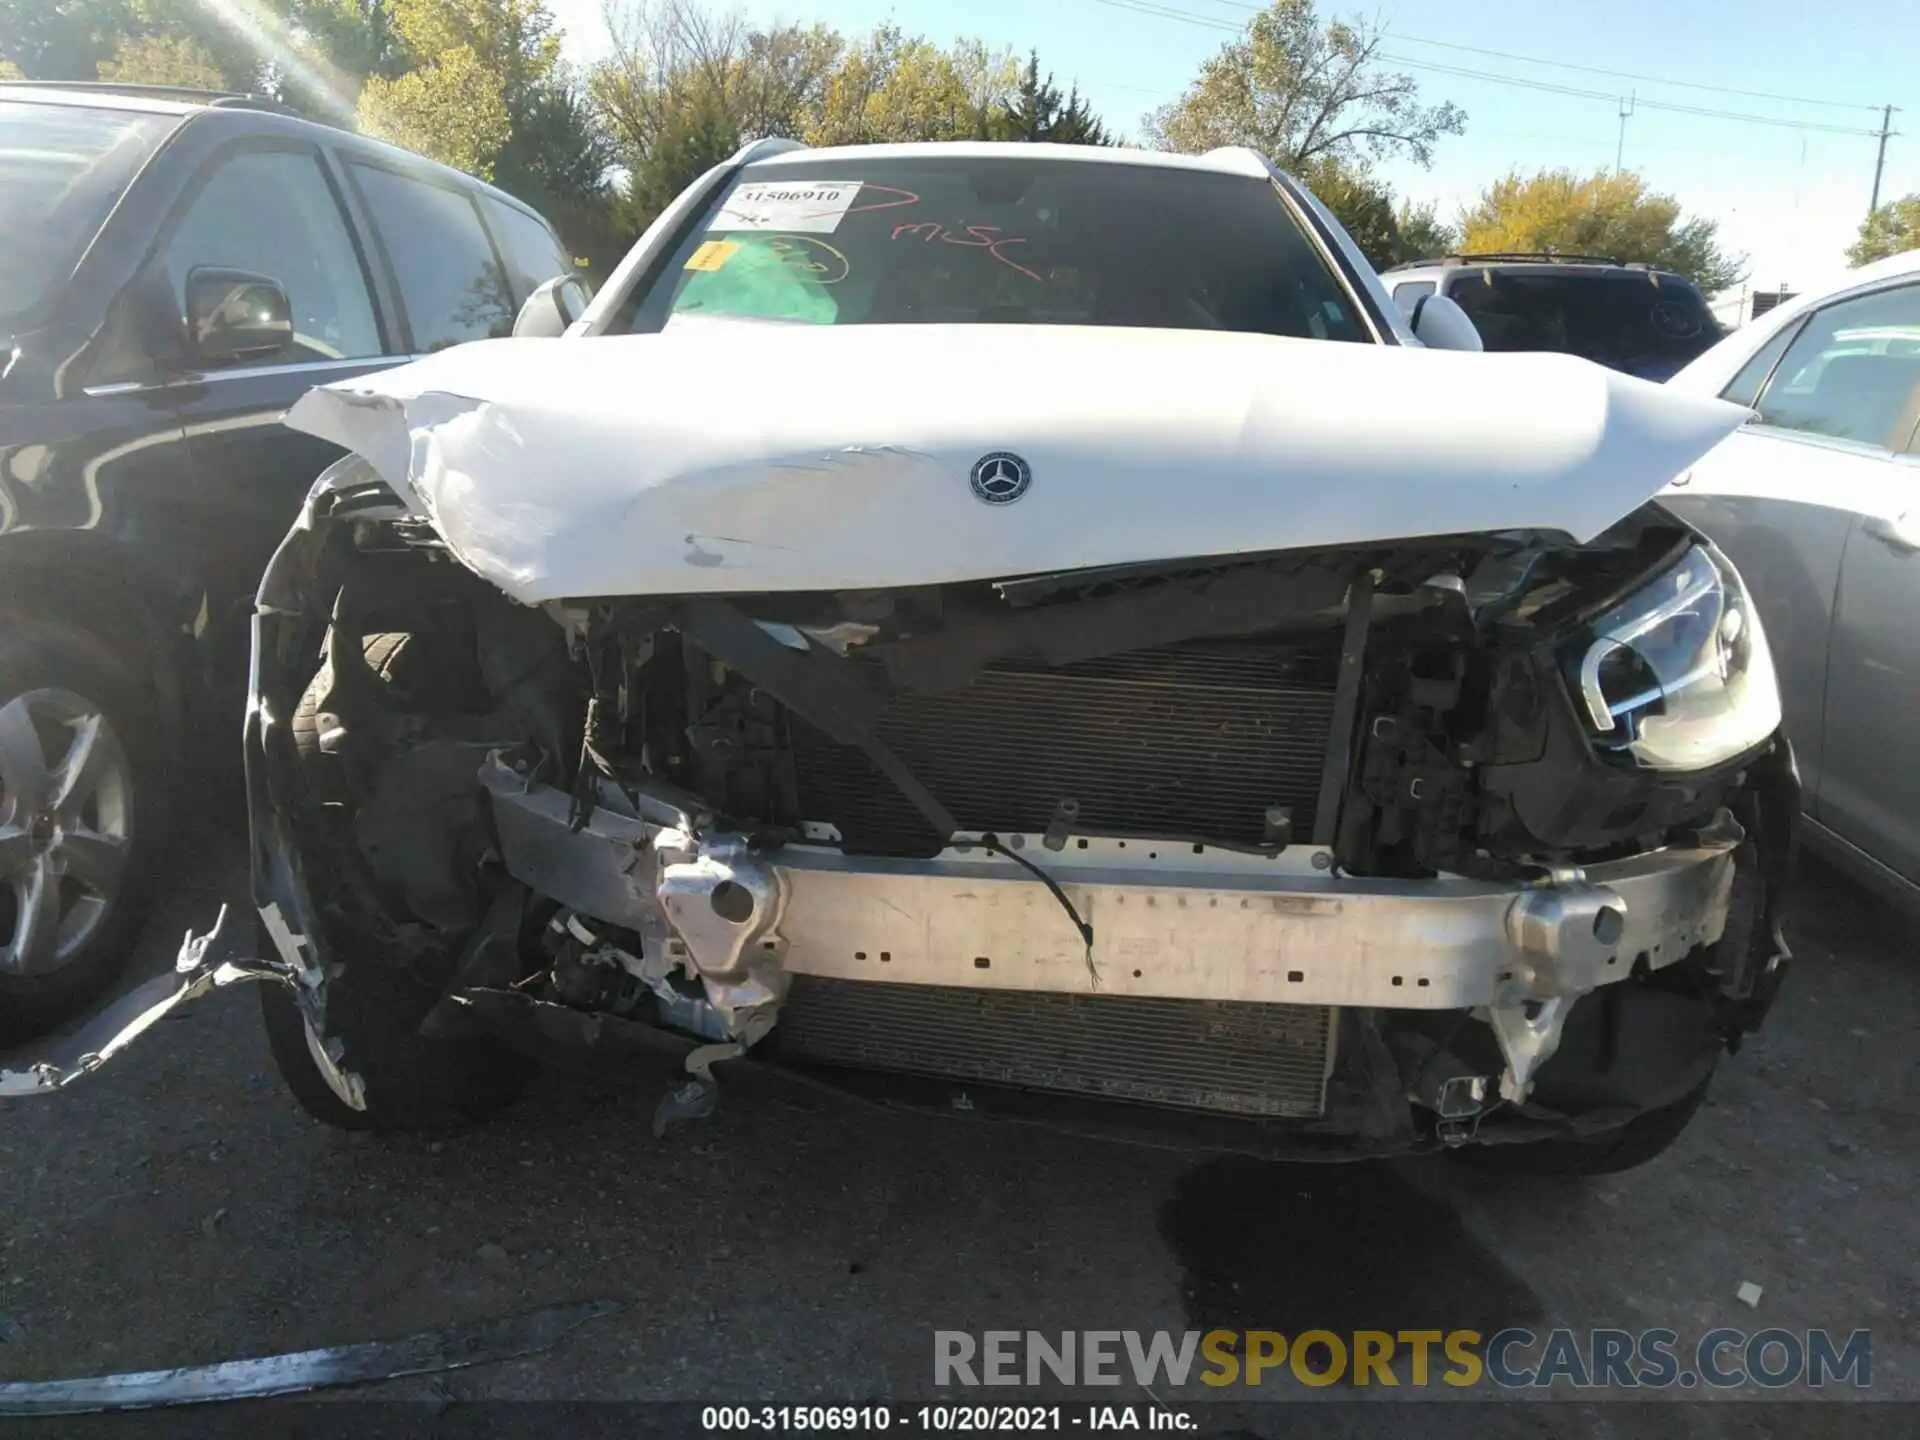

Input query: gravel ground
[0,796,1914,1435]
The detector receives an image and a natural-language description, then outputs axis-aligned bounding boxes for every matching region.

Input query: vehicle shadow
[1159,1153,1544,1387]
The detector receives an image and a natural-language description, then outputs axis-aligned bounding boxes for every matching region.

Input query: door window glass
[162,148,380,363]
[483,196,574,304]
[1753,283,1920,449]
[351,164,513,349]
[1720,319,1803,409]
[1393,280,1436,305]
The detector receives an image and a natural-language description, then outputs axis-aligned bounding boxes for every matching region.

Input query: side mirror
[1405,293,1483,353]
[513,274,591,338]
[185,266,292,364]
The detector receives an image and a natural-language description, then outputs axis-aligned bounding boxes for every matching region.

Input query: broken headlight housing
[1565,543,1781,772]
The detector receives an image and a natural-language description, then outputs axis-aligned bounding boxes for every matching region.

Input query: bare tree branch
[1147,0,1465,171]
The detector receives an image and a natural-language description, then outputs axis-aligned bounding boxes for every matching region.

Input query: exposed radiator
[776,977,1336,1118]
[790,638,1339,855]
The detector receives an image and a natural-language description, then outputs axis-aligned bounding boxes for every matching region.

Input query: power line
[1157,0,1883,112]
[1383,32,1883,114]
[1379,53,1885,137]
[1081,81,1821,160]
[1085,76,1183,97]
[1093,0,1239,35]
[1373,54,1617,105]
[1089,0,1887,138]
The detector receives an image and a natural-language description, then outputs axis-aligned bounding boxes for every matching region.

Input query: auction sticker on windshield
[714,181,861,233]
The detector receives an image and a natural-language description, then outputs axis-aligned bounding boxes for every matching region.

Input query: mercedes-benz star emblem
[970,451,1032,505]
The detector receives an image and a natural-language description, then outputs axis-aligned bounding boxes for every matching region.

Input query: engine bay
[226,474,1792,1150]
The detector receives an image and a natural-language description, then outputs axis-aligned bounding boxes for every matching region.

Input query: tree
[1459,168,1744,292]
[730,17,841,140]
[1286,167,1460,272]
[0,0,255,89]
[271,0,407,87]
[989,52,1110,145]
[358,43,511,174]
[1391,199,1456,264]
[0,0,380,100]
[591,2,840,217]
[808,26,1016,146]
[356,0,570,180]
[1848,196,1920,267]
[0,0,133,80]
[1144,0,1463,169]
[95,31,225,87]
[259,0,411,119]
[496,75,614,217]
[589,5,1105,237]
[121,0,268,92]
[351,0,614,269]
[629,79,735,217]
[1298,156,1395,268]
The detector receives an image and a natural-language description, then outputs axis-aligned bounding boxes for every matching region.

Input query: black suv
[1380,252,1724,381]
[0,83,576,1036]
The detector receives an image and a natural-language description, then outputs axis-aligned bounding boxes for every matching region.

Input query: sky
[543,0,1920,296]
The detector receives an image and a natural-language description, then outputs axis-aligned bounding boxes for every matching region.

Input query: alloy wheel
[0,688,134,976]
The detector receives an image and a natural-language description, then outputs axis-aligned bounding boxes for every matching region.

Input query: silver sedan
[1664,250,1920,919]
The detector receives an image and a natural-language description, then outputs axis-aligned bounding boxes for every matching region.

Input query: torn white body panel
[284,325,1749,605]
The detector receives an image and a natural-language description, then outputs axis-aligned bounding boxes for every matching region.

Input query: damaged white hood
[286,324,1748,604]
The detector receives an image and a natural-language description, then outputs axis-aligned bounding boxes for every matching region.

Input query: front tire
[0,616,167,1043]
[257,630,528,1132]
[259,957,528,1132]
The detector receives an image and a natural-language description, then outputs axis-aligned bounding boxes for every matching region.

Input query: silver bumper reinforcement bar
[482,759,1741,1102]
[2,758,1741,1110]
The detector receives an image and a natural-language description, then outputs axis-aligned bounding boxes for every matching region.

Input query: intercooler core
[777,978,1336,1117]
[791,637,1340,855]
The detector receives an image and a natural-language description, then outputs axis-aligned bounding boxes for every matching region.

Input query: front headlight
[1564,543,1781,772]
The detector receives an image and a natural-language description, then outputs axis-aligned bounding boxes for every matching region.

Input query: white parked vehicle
[1663,249,1920,919]
[8,142,1797,1176]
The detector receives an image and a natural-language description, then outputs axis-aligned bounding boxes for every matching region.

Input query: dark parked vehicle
[1381,253,1724,381]
[0,82,577,1037]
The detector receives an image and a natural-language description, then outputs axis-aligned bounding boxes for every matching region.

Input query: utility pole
[1616,90,1636,173]
[1869,104,1898,216]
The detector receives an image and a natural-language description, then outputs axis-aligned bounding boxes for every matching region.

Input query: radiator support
[775,977,1337,1118]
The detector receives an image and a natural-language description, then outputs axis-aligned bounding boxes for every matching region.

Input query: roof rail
[0,79,306,118]
[1443,251,1627,267]
[206,94,299,116]
[0,79,245,103]
[731,136,807,164]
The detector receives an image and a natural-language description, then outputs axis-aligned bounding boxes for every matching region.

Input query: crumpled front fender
[1,458,398,1105]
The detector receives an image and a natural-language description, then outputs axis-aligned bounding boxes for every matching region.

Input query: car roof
[0,80,547,220]
[1669,246,1920,396]
[1774,246,1920,310]
[743,139,1277,180]
[0,81,214,116]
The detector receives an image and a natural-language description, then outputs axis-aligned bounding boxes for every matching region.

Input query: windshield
[1446,270,1722,375]
[611,155,1371,343]
[0,99,176,330]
